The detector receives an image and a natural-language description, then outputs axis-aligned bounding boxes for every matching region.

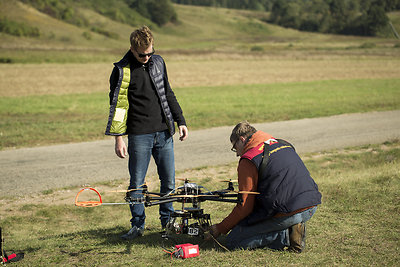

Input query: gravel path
[1,110,399,197]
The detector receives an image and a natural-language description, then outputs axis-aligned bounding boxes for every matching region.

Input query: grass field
[1,51,400,150]
[1,1,399,151]
[0,140,399,266]
[1,3,400,266]
[1,49,400,98]
[1,77,399,149]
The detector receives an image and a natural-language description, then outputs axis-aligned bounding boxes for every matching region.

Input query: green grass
[179,78,400,128]
[1,78,399,150]
[1,140,399,266]
[0,92,109,149]
[1,3,399,265]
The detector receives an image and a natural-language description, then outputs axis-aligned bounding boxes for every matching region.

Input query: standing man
[105,26,188,240]
[207,121,321,252]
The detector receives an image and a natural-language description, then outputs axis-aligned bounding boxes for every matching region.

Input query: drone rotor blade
[220,179,238,183]
[168,194,200,198]
[108,188,140,193]
[145,193,164,197]
[217,189,260,194]
[176,177,190,181]
[237,191,260,195]
[107,183,147,193]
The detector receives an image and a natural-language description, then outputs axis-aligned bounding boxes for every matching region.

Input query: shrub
[0,57,13,63]
[0,17,40,37]
[359,42,376,49]
[82,31,92,40]
[90,27,119,40]
[250,45,264,52]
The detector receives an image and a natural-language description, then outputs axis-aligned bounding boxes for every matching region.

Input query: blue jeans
[226,206,317,250]
[127,130,175,229]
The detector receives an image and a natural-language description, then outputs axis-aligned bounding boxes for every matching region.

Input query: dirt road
[1,110,399,197]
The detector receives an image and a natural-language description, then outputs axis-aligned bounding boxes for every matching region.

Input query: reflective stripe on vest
[108,64,130,135]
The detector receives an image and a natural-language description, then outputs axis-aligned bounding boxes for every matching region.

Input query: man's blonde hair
[230,121,257,143]
[130,25,154,50]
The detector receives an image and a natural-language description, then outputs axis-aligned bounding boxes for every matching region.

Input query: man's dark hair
[230,121,257,143]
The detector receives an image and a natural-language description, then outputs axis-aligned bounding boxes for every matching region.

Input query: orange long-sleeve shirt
[216,131,273,234]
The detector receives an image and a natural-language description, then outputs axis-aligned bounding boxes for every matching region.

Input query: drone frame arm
[198,194,242,203]
[144,197,179,207]
[142,193,242,207]
[198,196,241,203]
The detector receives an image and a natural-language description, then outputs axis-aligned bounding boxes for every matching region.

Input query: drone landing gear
[165,208,212,238]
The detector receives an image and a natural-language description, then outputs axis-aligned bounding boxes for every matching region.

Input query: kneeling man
[207,121,322,252]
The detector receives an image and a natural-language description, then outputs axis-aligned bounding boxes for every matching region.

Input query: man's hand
[204,224,221,241]
[179,125,188,141]
[115,136,127,158]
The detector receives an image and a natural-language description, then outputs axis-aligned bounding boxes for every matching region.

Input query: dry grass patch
[1,50,400,97]
[168,55,400,88]
[0,63,110,97]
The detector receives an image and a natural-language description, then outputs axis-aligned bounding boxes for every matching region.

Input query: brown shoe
[288,222,306,253]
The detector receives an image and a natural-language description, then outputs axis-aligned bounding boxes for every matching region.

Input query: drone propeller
[176,177,191,182]
[108,188,141,193]
[145,193,164,197]
[237,191,260,195]
[220,179,238,183]
[107,183,147,193]
[215,188,260,195]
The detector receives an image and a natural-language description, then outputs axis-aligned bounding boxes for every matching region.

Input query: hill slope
[0,0,399,63]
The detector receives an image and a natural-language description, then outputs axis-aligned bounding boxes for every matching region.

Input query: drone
[75,179,258,238]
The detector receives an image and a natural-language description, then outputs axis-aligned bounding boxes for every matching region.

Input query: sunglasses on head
[138,49,155,58]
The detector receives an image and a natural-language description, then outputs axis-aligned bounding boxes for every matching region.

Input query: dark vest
[105,54,175,136]
[241,139,322,225]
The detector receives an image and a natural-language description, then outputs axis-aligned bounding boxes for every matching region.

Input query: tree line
[12,0,400,37]
[269,0,397,36]
[172,0,400,36]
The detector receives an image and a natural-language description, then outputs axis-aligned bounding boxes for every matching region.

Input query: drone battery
[175,243,199,259]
